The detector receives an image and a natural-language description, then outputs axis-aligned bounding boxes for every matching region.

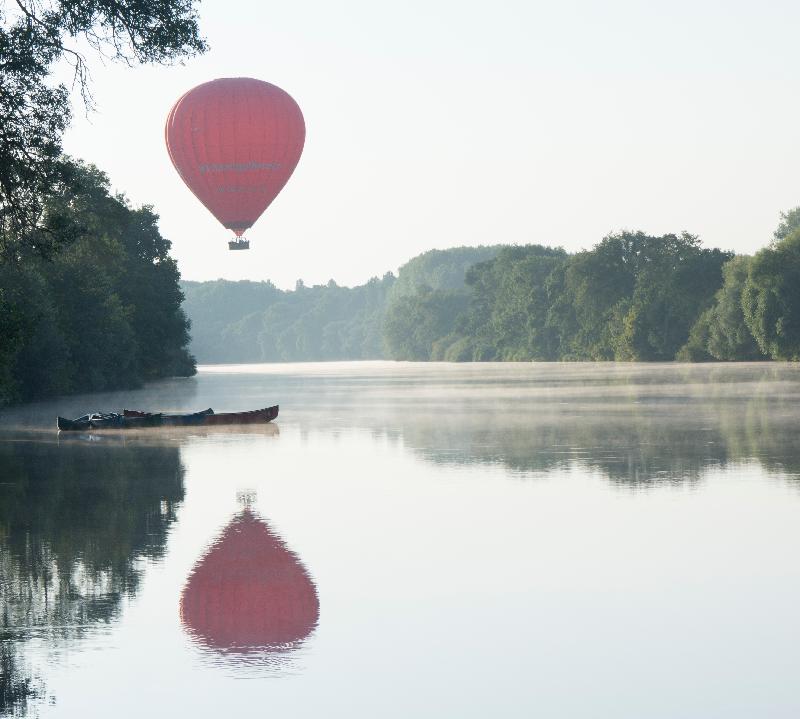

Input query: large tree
[558,232,729,360]
[460,245,568,361]
[0,0,206,261]
[680,256,765,361]
[773,207,800,243]
[742,228,800,360]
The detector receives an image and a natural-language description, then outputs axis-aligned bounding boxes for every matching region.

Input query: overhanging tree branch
[0,0,207,262]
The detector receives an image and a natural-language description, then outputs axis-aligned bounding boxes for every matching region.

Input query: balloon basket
[228,239,250,251]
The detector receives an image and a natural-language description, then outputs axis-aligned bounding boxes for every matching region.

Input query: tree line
[386,233,729,361]
[184,211,800,365]
[182,274,396,363]
[180,246,499,363]
[386,213,800,362]
[0,161,195,404]
[0,0,205,405]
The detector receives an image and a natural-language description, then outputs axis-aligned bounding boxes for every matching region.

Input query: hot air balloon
[165,78,305,251]
[180,508,319,655]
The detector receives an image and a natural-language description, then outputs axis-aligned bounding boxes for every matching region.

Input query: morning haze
[2,1,800,718]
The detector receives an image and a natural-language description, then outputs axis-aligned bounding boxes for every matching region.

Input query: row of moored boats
[57,405,279,431]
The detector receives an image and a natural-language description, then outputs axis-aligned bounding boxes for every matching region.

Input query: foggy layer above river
[5,361,799,487]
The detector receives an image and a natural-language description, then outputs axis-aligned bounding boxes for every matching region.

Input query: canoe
[205,406,279,425]
[57,412,163,431]
[123,408,214,426]
[57,405,279,431]
[124,406,279,425]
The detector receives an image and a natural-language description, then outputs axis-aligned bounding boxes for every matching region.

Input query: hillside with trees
[403,233,733,362]
[182,274,396,363]
[184,212,800,365]
[182,246,499,363]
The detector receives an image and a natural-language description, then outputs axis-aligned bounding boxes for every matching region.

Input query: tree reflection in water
[274,362,800,486]
[394,393,800,486]
[0,440,185,716]
[180,507,319,665]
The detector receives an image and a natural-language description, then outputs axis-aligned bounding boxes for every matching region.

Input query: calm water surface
[1,362,800,717]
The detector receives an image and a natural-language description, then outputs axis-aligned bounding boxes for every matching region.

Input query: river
[1,362,799,717]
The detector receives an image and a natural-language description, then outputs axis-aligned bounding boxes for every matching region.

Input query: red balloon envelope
[180,509,319,652]
[165,77,305,244]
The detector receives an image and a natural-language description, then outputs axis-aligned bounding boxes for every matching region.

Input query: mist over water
[1,362,799,718]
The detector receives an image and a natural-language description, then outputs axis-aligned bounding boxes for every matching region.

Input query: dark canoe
[122,405,279,427]
[57,413,163,431]
[58,406,278,431]
[123,408,214,426]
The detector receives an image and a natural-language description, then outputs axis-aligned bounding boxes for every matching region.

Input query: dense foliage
[0,0,203,405]
[181,246,503,363]
[678,256,766,362]
[680,209,800,362]
[741,229,800,360]
[0,0,206,261]
[383,234,733,362]
[0,161,195,404]
[183,274,396,363]
[184,213,800,365]
[387,245,502,298]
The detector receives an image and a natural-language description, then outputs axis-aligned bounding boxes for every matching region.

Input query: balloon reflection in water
[180,508,319,661]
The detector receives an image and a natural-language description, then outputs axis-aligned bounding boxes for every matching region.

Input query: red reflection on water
[180,509,319,652]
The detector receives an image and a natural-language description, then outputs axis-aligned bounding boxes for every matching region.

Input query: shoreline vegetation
[0,0,207,409]
[4,162,800,409]
[0,161,196,406]
[183,208,800,366]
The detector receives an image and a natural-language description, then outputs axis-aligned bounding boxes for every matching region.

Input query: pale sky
[61,0,800,289]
